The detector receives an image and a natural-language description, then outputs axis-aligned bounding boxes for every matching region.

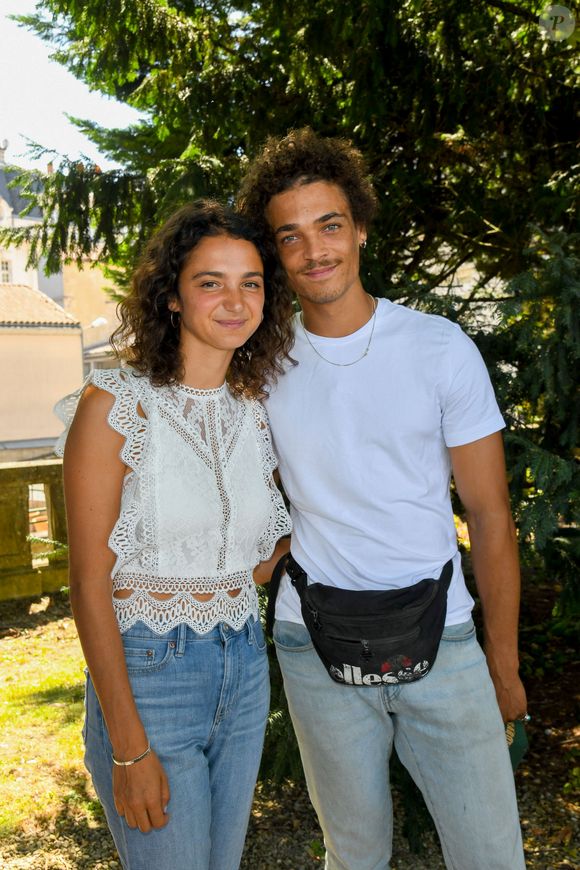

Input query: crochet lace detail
[251,401,293,560]
[54,369,148,468]
[55,368,291,636]
[113,581,259,634]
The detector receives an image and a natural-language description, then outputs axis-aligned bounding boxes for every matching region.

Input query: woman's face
[169,233,265,356]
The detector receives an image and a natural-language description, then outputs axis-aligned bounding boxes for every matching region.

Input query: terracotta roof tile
[0,284,80,327]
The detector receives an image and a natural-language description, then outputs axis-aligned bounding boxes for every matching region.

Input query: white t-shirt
[265,298,505,626]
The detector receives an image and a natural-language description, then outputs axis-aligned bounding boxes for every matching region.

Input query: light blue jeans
[274,618,525,870]
[84,616,269,870]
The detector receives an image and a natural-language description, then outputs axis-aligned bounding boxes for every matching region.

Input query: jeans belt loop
[248,614,257,645]
[175,622,187,657]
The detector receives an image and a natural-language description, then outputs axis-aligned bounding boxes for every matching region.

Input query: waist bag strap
[265,551,290,636]
[438,558,453,591]
[285,554,308,594]
[266,554,454,635]
[287,555,454,597]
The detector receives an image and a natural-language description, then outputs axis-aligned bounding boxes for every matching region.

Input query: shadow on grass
[52,765,105,824]
[1,766,120,868]
[26,682,84,726]
[0,591,73,639]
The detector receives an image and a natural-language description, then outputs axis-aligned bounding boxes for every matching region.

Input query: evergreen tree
[4,0,578,788]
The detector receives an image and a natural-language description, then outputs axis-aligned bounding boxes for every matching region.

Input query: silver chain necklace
[300,295,378,367]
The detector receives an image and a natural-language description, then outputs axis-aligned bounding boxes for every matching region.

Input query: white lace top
[55,368,291,635]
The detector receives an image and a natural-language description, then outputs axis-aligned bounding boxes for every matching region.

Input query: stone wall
[0,460,68,601]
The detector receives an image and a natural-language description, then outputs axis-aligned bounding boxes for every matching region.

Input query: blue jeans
[274,618,525,870]
[84,616,269,870]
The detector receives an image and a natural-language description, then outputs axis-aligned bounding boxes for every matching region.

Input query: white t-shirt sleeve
[441,325,505,448]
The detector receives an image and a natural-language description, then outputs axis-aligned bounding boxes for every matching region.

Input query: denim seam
[250,618,267,652]
[115,817,130,870]
[124,655,174,675]
[380,684,401,712]
[209,634,236,737]
[273,640,314,653]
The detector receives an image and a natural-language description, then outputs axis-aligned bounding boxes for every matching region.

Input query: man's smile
[301,262,339,280]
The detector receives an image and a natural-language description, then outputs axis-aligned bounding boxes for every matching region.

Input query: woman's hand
[113,750,170,832]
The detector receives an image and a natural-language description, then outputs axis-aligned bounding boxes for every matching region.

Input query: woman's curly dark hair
[112,200,295,398]
[238,127,378,230]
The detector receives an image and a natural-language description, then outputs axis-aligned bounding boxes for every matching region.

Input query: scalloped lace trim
[103,370,148,473]
[53,369,147,470]
[54,386,84,457]
[113,584,259,635]
[251,401,291,561]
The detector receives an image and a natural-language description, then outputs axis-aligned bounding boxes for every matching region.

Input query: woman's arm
[63,384,169,832]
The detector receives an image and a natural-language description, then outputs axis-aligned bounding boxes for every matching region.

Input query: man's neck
[301,288,374,338]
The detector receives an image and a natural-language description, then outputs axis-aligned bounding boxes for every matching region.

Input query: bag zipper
[326,625,421,646]
[305,582,440,622]
[306,602,322,631]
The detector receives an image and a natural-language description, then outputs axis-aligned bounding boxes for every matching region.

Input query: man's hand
[486,652,528,723]
[113,751,170,832]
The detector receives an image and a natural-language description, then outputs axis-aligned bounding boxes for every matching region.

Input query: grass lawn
[0,595,122,869]
[0,588,578,870]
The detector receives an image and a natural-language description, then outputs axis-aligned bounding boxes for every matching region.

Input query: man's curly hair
[238,127,378,230]
[111,200,294,398]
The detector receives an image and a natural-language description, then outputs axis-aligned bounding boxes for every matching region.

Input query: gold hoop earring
[170,311,180,329]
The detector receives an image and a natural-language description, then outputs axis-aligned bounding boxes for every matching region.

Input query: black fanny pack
[267,554,453,687]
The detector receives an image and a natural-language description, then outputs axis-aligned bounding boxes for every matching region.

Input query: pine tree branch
[482,1,538,24]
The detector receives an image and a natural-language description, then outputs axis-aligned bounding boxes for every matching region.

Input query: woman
[56,201,293,870]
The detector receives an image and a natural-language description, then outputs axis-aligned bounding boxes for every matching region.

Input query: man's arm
[253,537,291,585]
[449,431,527,722]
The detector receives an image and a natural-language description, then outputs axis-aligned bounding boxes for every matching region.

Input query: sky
[0,0,143,171]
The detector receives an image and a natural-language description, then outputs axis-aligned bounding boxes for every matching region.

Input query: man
[239,128,527,869]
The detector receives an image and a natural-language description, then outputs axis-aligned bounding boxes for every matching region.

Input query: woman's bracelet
[112,741,151,767]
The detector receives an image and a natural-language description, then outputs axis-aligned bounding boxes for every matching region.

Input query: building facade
[0,142,119,460]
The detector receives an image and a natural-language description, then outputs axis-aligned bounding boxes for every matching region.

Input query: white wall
[0,327,84,442]
[0,243,39,290]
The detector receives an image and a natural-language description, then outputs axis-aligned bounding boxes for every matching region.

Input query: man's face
[265,180,366,307]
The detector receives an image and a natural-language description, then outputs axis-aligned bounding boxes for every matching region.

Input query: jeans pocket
[123,636,175,674]
[441,618,476,644]
[250,617,267,652]
[273,619,314,652]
